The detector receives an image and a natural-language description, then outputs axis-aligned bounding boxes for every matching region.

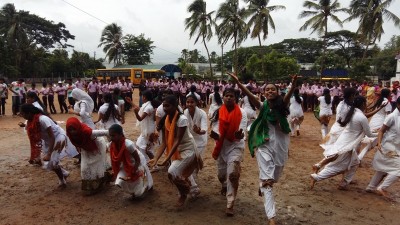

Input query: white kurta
[74,101,95,129]
[289,97,304,118]
[184,107,208,156]
[323,108,376,157]
[320,101,351,152]
[372,109,400,176]
[208,93,220,117]
[98,103,121,130]
[136,101,156,159]
[318,96,333,117]
[369,98,392,131]
[38,116,78,170]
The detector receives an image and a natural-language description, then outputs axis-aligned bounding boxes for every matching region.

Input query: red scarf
[110,137,143,181]
[66,117,98,153]
[212,104,242,160]
[26,114,42,161]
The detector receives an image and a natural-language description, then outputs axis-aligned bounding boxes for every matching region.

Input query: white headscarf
[71,88,94,113]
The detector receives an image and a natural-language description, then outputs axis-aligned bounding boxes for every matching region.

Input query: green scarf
[248,101,291,157]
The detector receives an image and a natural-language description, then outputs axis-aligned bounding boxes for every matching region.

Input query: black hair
[20,103,43,116]
[343,88,356,106]
[109,124,124,136]
[372,88,390,110]
[42,81,47,87]
[213,85,222,106]
[186,94,199,105]
[142,89,160,108]
[103,93,121,122]
[323,88,331,105]
[268,83,290,118]
[338,96,366,127]
[157,95,182,131]
[222,88,238,103]
[189,85,197,96]
[397,96,400,104]
[26,92,46,110]
[294,88,302,104]
[31,82,36,87]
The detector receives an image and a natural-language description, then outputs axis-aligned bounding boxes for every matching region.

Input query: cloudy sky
[4,0,400,64]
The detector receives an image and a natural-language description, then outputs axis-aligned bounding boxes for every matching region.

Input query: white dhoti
[168,149,198,197]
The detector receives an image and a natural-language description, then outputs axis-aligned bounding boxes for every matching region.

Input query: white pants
[312,151,359,185]
[358,138,377,160]
[367,171,399,191]
[217,152,242,208]
[256,149,284,219]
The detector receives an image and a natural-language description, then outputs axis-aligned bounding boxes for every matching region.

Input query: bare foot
[57,183,67,190]
[176,195,187,208]
[337,181,348,191]
[310,175,316,190]
[264,138,270,142]
[376,189,394,201]
[226,207,234,217]
[269,218,276,225]
[312,164,321,173]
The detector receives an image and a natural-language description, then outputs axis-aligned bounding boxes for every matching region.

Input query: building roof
[113,64,176,71]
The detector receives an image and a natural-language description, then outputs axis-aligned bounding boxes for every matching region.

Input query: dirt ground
[0,89,399,225]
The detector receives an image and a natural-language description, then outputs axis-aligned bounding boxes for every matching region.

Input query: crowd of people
[0,74,399,225]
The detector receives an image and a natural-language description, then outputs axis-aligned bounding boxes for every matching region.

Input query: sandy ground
[0,89,399,225]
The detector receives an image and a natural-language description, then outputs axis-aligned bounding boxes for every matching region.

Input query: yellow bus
[96,68,144,85]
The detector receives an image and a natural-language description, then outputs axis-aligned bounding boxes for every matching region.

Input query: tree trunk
[221,45,224,79]
[258,35,266,81]
[203,35,213,77]
[234,32,238,77]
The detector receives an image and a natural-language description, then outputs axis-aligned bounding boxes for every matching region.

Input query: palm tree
[346,0,400,60]
[98,23,123,66]
[216,0,249,75]
[244,0,285,79]
[0,3,29,72]
[299,0,347,72]
[185,0,216,76]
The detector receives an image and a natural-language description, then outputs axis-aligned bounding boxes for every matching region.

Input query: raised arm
[227,72,261,109]
[283,75,298,106]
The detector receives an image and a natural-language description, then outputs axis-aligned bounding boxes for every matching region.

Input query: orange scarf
[164,111,181,161]
[212,104,242,159]
[26,114,42,161]
[110,137,143,182]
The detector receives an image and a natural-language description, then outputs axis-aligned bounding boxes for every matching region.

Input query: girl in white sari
[366,97,400,200]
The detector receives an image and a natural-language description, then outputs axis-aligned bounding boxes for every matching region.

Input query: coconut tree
[216,0,249,75]
[244,0,285,79]
[346,0,400,60]
[98,23,123,66]
[299,0,347,73]
[185,0,216,76]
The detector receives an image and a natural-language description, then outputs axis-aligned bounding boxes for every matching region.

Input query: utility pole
[93,51,96,77]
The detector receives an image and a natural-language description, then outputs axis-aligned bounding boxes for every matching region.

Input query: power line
[60,0,181,57]
[60,0,109,25]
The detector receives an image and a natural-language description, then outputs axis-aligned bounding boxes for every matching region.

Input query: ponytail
[323,88,331,105]
[338,96,365,127]
[294,88,302,104]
